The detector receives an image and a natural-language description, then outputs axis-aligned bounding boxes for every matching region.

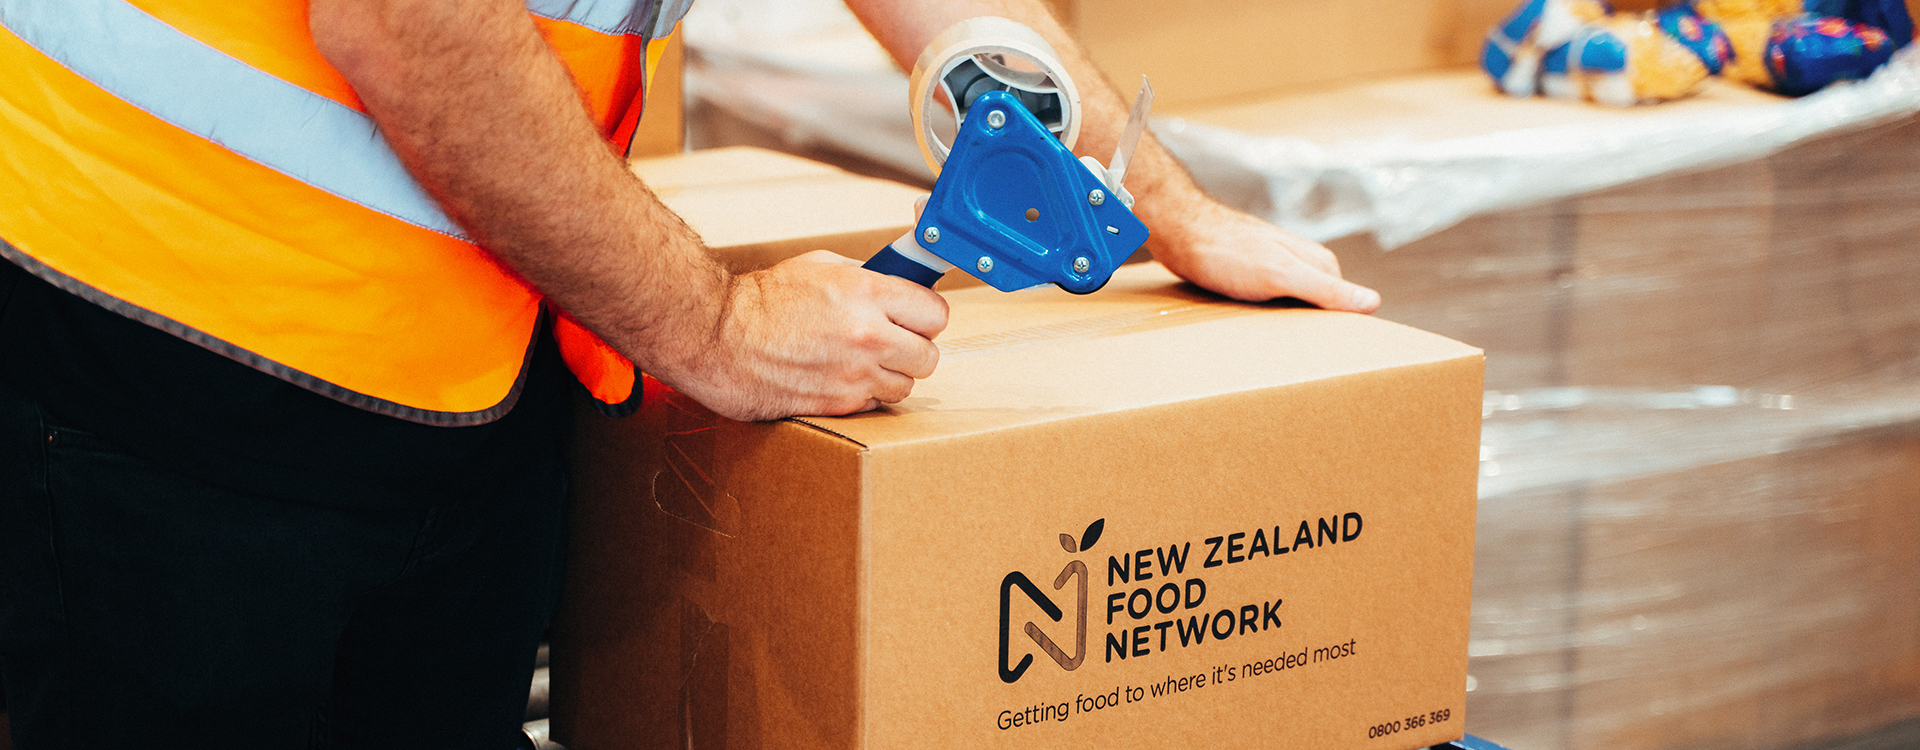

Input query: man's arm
[309,0,949,421]
[844,0,1381,313]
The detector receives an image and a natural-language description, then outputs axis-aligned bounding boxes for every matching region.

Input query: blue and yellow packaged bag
[1804,0,1914,47]
[1658,5,1737,73]
[1539,15,1713,106]
[1484,0,1615,96]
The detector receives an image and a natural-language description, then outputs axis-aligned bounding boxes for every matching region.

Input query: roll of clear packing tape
[909,16,1082,177]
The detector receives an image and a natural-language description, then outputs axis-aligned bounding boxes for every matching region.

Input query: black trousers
[0,381,569,750]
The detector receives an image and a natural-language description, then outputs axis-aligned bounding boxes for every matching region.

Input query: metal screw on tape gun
[861,17,1153,295]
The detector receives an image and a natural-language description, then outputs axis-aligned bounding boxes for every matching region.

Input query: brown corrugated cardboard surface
[1065,0,1660,109]
[1062,0,1472,109]
[628,146,925,273]
[552,263,1485,750]
[629,33,686,159]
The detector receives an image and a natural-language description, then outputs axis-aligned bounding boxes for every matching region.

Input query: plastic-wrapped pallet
[671,1,1920,748]
[1338,114,1920,750]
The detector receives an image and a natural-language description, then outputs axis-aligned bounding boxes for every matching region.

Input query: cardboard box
[550,262,1485,750]
[629,146,927,273]
[1058,0,1518,109]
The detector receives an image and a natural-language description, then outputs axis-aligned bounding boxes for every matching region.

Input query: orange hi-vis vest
[0,0,692,424]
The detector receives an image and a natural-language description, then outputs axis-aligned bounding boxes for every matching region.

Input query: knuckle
[1305,248,1338,272]
[926,295,952,336]
[879,380,914,404]
[850,322,887,352]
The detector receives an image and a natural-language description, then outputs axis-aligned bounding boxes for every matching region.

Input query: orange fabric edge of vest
[533,16,647,137]
[554,315,637,407]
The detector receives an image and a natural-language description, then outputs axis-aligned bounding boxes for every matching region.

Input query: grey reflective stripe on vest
[0,237,540,427]
[0,0,469,240]
[524,0,689,38]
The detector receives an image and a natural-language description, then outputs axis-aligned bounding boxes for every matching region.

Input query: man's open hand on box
[1147,198,1382,313]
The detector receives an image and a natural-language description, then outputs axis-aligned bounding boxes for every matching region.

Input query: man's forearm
[310,0,726,374]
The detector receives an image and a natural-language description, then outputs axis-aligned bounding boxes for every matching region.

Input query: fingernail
[1349,287,1380,312]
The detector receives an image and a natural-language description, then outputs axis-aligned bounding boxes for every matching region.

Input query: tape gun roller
[862,17,1153,295]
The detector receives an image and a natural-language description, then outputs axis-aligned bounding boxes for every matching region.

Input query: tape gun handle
[863,230,957,289]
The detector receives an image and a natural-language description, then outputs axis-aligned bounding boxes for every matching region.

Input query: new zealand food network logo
[999,519,1104,684]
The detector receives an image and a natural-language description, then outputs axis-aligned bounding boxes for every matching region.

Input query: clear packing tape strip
[906,16,1081,175]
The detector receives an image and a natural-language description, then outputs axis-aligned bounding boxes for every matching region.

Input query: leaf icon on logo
[1080,519,1105,552]
[1059,533,1077,553]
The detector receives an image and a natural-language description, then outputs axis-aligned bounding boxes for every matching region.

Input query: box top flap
[631,146,922,258]
[793,263,1482,448]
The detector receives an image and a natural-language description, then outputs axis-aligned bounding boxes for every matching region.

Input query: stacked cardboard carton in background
[550,264,1486,750]
[629,34,687,159]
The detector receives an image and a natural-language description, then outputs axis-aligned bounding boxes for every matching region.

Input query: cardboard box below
[551,263,1485,750]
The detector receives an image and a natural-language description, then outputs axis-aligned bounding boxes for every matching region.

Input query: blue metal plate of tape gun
[1434,736,1516,750]
[861,16,1152,294]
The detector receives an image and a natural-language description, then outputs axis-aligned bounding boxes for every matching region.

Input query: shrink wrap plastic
[1164,46,1920,248]
[680,1,1920,748]
[1332,112,1920,750]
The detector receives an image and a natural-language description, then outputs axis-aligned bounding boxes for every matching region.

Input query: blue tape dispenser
[862,17,1152,295]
